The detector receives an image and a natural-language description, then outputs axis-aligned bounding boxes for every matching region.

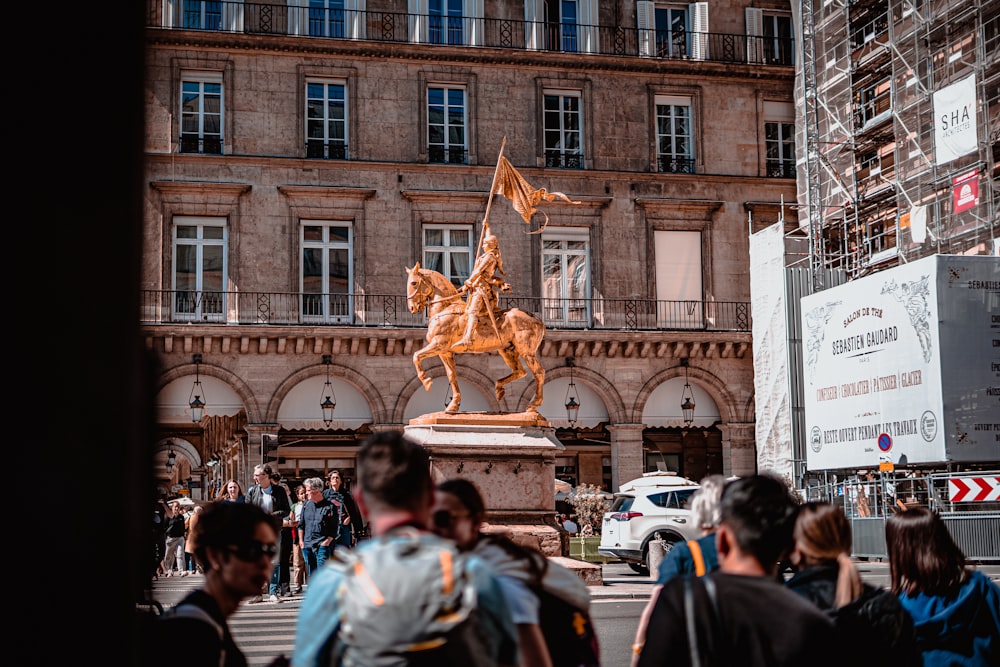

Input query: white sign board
[800,255,999,470]
[934,74,977,165]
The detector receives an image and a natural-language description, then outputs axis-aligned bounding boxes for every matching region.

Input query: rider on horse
[453,223,511,349]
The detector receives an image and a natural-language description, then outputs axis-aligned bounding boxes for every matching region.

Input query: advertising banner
[952,169,979,214]
[800,255,999,470]
[933,74,977,165]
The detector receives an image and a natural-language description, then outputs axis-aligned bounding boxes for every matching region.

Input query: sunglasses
[227,540,279,562]
[432,509,470,530]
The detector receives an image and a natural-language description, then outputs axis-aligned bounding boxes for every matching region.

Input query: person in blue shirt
[886,506,1000,667]
[293,431,517,667]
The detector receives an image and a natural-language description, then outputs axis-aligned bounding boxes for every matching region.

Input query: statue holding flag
[453,222,511,349]
[404,138,580,413]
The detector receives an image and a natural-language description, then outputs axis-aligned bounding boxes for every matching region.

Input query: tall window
[180,71,223,154]
[309,0,345,38]
[761,13,793,65]
[654,5,688,58]
[655,95,694,173]
[429,0,463,45]
[765,122,795,178]
[542,229,590,326]
[638,2,708,59]
[410,0,483,46]
[427,86,467,164]
[306,79,347,159]
[173,217,227,321]
[544,90,583,168]
[544,0,578,52]
[654,230,702,328]
[302,223,353,323]
[423,225,473,288]
[183,0,222,29]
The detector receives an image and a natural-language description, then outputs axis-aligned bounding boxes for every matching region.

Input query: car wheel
[627,561,649,575]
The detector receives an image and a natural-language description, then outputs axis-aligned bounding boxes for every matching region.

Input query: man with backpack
[293,431,518,667]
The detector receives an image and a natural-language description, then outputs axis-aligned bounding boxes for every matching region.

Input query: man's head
[328,470,343,490]
[192,502,279,598]
[355,431,433,519]
[691,474,728,533]
[715,474,798,574]
[253,463,274,488]
[303,477,325,503]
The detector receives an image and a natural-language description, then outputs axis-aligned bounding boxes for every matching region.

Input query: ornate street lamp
[320,354,337,426]
[166,447,176,470]
[680,358,696,427]
[188,354,206,422]
[564,358,580,427]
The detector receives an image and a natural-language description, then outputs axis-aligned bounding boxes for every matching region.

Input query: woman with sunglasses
[153,502,282,667]
[432,478,595,667]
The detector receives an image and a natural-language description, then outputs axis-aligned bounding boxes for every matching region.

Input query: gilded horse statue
[405,262,546,413]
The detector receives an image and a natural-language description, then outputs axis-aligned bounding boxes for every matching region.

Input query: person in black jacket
[151,502,281,667]
[637,475,842,667]
[785,502,920,667]
[245,463,292,603]
[323,470,364,547]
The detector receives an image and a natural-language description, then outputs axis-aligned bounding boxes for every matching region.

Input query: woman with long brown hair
[886,506,1000,666]
[786,502,919,667]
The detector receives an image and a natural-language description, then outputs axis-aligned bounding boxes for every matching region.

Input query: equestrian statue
[405,228,546,413]
[404,139,579,414]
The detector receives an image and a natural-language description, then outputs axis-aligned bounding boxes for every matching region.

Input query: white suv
[597,472,701,575]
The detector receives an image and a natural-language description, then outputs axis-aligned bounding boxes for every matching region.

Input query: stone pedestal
[406,412,565,556]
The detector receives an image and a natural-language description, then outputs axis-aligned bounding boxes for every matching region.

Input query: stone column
[717,421,756,477]
[607,424,645,491]
[243,423,280,487]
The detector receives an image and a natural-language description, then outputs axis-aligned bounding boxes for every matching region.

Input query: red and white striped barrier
[948,477,1000,502]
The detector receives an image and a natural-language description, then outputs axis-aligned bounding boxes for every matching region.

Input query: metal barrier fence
[802,469,1000,562]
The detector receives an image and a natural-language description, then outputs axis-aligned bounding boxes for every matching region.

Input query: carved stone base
[405,420,565,557]
[408,410,551,427]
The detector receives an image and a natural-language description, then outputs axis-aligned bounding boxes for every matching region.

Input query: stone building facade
[142,0,798,499]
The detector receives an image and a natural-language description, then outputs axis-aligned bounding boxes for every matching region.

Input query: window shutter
[286,0,304,37]
[223,0,245,32]
[578,0,599,54]
[347,0,367,39]
[636,1,654,57]
[409,0,428,43]
[524,0,543,50]
[163,0,179,28]
[745,7,764,64]
[690,2,708,60]
[464,0,484,46]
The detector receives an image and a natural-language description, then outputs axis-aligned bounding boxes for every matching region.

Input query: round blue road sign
[878,433,892,452]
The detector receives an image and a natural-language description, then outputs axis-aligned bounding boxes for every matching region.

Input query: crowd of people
[151,433,1000,667]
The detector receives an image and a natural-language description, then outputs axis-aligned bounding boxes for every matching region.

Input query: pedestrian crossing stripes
[150,573,303,666]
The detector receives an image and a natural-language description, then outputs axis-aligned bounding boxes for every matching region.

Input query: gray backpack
[330,528,499,667]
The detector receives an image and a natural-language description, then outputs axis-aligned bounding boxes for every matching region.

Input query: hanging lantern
[320,354,337,426]
[564,358,580,427]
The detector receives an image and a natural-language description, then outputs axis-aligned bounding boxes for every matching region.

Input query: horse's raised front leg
[412,342,440,392]
[440,352,462,412]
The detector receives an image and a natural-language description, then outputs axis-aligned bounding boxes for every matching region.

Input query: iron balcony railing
[149,3,795,67]
[141,290,751,332]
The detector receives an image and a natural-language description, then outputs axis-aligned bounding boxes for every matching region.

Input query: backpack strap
[687,539,706,577]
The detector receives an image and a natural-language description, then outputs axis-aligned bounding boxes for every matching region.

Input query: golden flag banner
[492,155,580,232]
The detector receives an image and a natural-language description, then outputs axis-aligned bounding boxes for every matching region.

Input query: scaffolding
[797,0,999,285]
